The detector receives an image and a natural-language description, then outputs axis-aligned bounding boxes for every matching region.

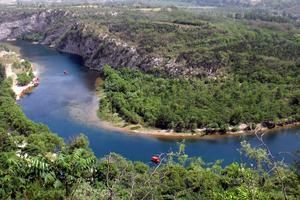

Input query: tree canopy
[99,65,300,132]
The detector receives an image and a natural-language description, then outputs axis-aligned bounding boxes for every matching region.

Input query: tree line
[99,65,300,132]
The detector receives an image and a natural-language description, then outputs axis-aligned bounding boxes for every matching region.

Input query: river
[15,40,300,165]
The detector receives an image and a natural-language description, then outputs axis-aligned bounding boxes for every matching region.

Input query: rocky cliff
[42,21,210,77]
[0,10,69,40]
[0,9,220,77]
[49,23,170,75]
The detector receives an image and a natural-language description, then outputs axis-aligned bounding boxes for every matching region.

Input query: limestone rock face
[50,23,169,74]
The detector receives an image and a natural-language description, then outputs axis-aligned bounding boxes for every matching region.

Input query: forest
[0,61,300,199]
[99,63,300,132]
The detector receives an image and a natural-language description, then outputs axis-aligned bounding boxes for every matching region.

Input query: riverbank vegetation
[0,45,37,99]
[99,65,300,132]
[0,64,300,199]
[16,70,34,86]
[14,60,35,87]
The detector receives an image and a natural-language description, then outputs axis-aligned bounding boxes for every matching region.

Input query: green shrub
[17,71,34,86]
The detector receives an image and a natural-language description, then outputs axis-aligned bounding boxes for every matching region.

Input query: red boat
[151,156,160,164]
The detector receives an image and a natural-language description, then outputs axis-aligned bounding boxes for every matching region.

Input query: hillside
[0,5,299,133]
[0,6,299,77]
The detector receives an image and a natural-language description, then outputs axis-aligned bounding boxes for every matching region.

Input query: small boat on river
[151,155,161,164]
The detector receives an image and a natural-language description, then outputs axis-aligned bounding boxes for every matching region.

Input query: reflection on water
[15,40,300,165]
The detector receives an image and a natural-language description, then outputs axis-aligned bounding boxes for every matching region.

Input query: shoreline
[97,118,300,140]
[12,66,39,100]
[1,51,39,100]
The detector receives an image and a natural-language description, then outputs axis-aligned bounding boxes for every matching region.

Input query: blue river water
[15,40,300,165]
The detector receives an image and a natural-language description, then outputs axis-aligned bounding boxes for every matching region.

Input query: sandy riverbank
[95,118,300,140]
[1,51,39,100]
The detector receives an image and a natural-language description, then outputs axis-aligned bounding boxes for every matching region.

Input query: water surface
[16,41,300,165]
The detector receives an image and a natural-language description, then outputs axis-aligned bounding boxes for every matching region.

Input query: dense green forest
[10,2,296,130]
[99,65,300,132]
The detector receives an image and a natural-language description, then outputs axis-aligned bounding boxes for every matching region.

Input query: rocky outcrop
[45,23,174,75]
[0,10,70,41]
[261,121,276,129]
